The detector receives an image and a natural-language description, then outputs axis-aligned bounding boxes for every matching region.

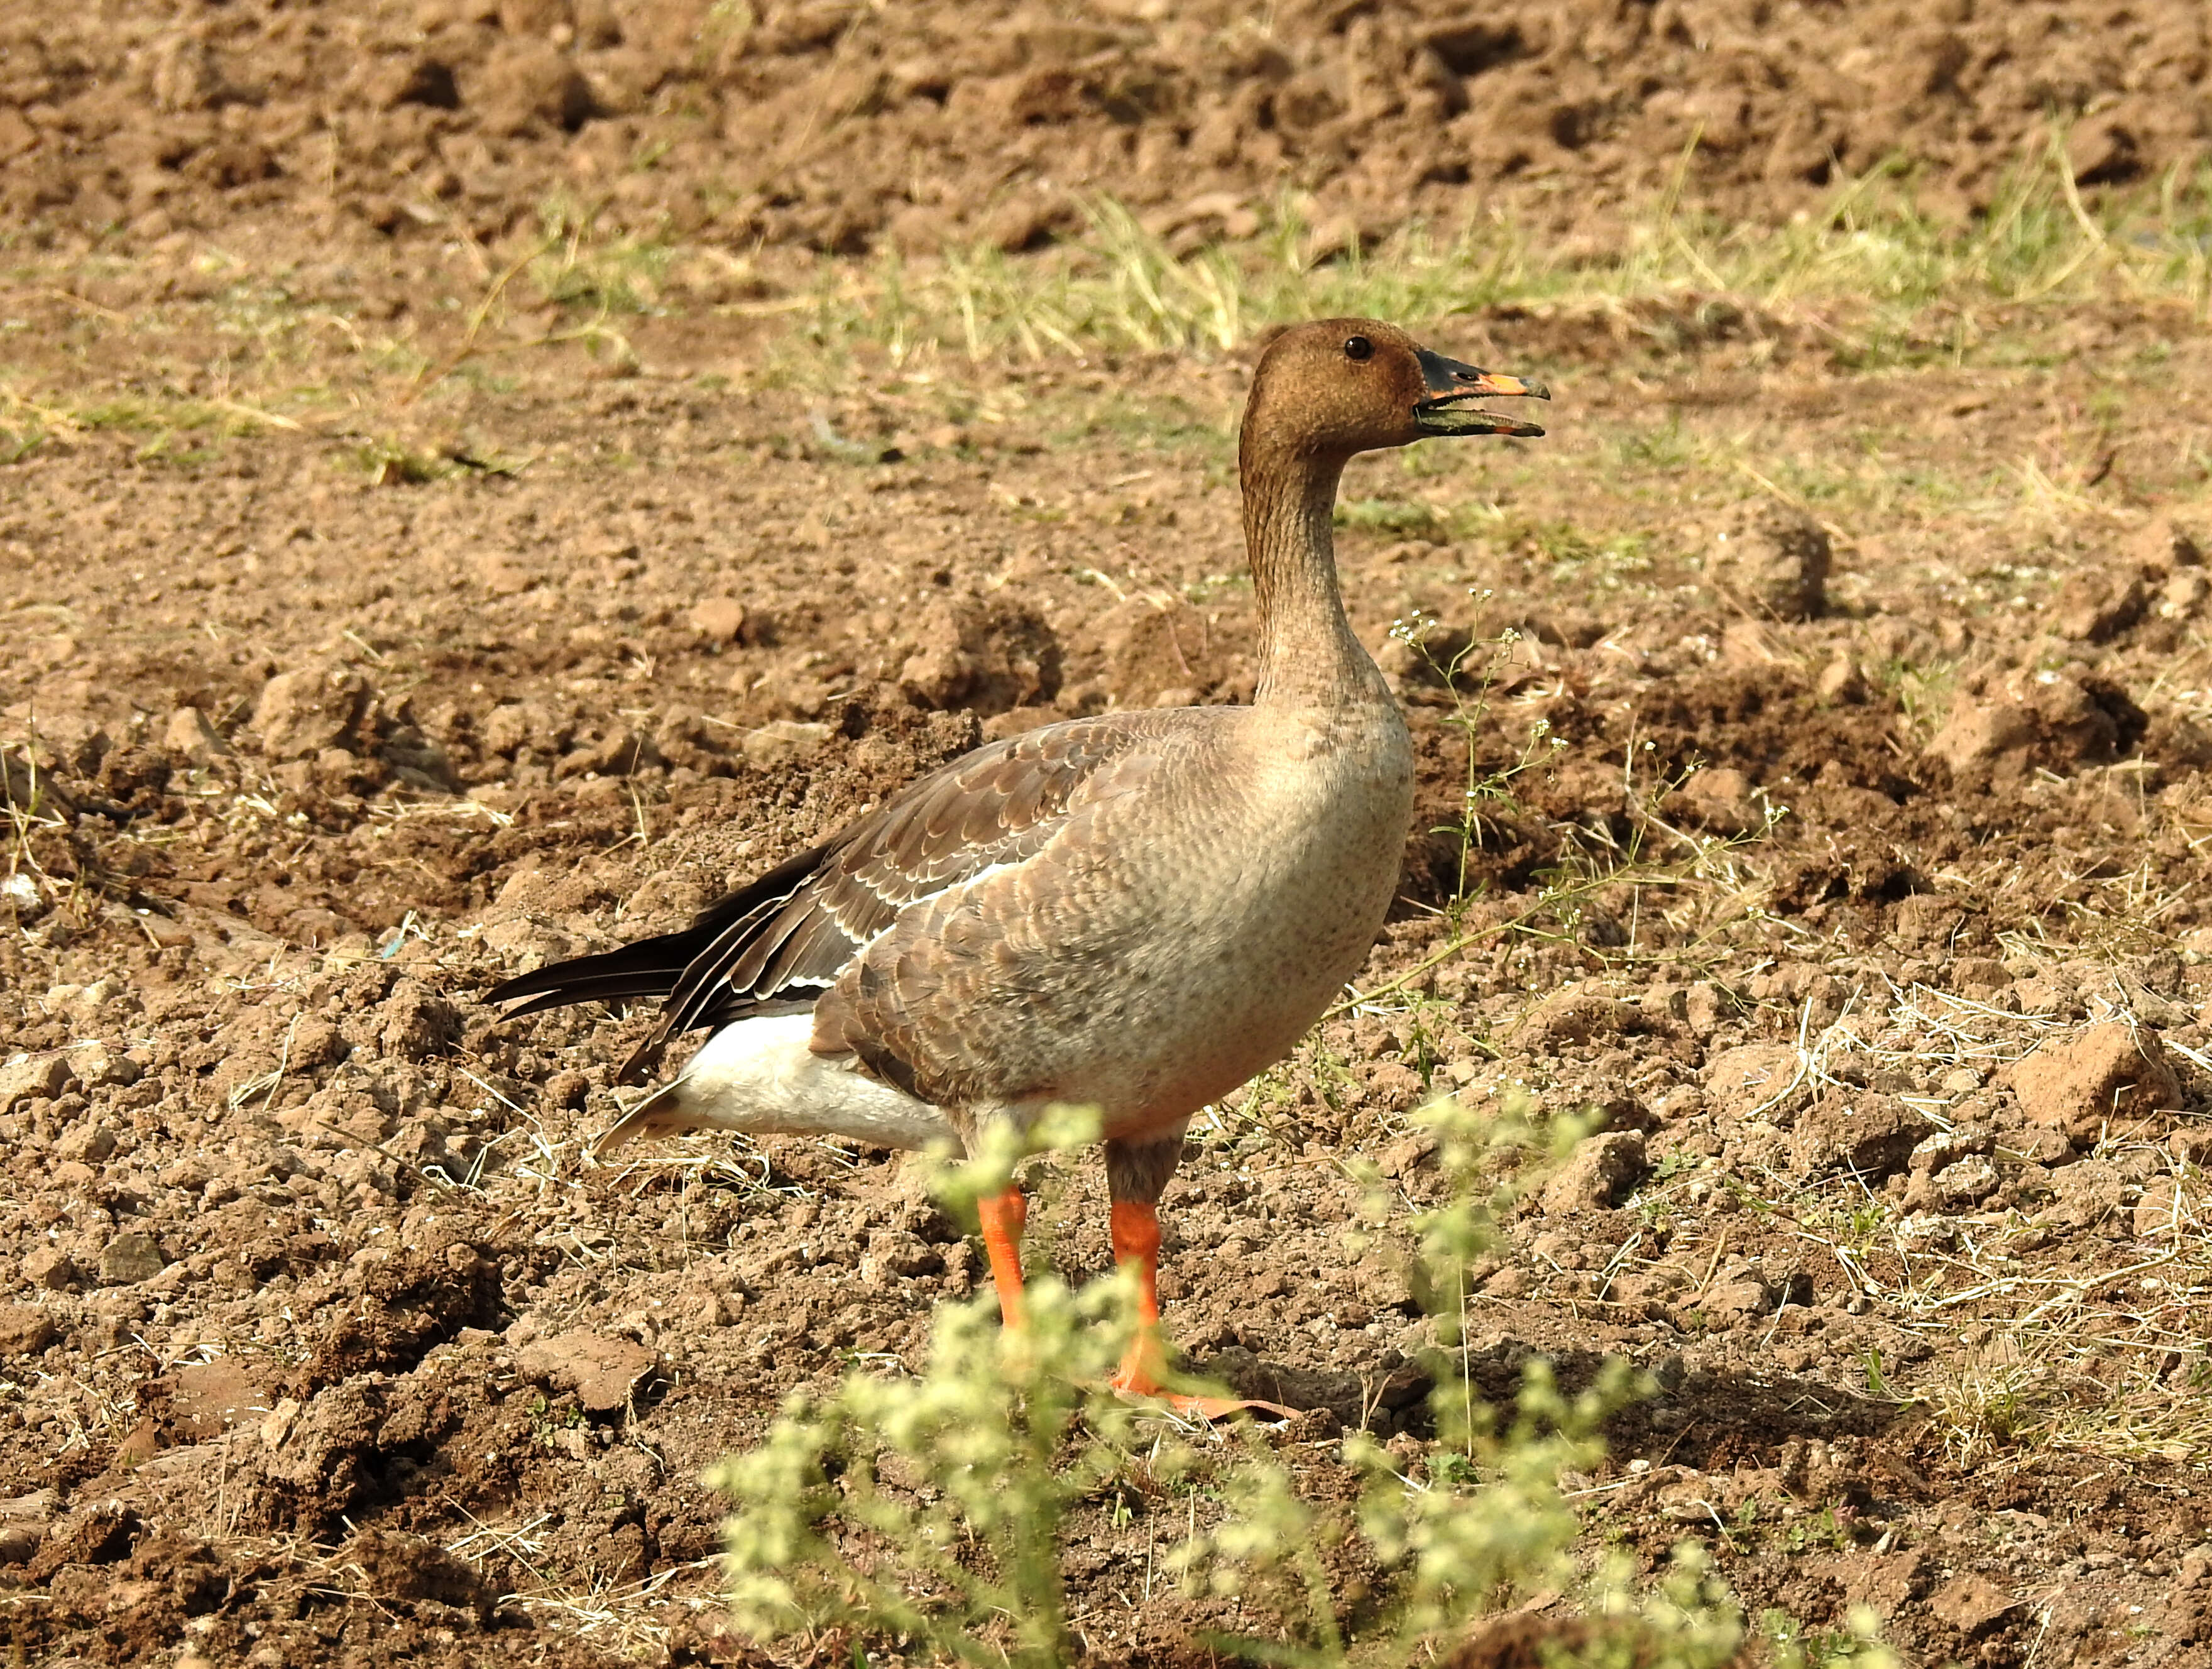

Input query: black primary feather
[484,841,831,1038]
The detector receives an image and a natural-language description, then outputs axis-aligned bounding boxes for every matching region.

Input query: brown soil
[5,0,2210,265]
[9,8,2212,1668]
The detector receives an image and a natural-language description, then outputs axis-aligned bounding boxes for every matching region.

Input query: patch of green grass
[1611,413,1701,474]
[1784,1506,1854,1556]
[1044,390,1225,455]
[1878,657,1963,742]
[1523,523,1654,591]
[347,438,452,485]
[18,138,2203,471]
[1766,1611,1898,1669]
[531,216,675,316]
[4,390,252,468]
[0,382,316,461]
[731,146,2212,378]
[1861,1347,1892,1398]
[1336,497,1446,539]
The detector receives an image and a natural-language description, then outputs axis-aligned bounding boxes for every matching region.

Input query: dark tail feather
[485,928,701,1010]
[485,841,837,1088]
[483,840,831,1015]
[486,921,723,1083]
[493,973,678,1021]
[619,1029,674,1086]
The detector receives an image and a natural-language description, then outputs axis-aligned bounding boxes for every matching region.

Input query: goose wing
[486,709,1195,1083]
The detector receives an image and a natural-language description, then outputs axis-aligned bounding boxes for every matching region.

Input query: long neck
[1242,441,1379,708]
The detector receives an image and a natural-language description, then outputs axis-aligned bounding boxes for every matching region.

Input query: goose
[488,319,1547,1413]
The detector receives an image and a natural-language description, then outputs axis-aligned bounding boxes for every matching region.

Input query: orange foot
[1107,1325,1296,1422]
[1109,1376,1299,1423]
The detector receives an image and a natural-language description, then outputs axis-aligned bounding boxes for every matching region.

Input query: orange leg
[977,1185,1029,1331]
[1107,1199,1295,1420]
[1107,1199,1171,1396]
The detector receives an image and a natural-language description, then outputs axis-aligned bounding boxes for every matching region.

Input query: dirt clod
[95,1232,167,1287]
[1704,1043,1805,1123]
[251,665,373,760]
[1676,767,1763,836]
[2006,1021,2182,1144]
[1790,1095,1931,1182]
[381,980,463,1061]
[515,1330,661,1413]
[2045,1160,2128,1233]
[348,1526,499,1626]
[1708,500,1829,621]
[21,1249,77,1293]
[687,597,748,642]
[2050,566,2150,643]
[25,1504,140,1580]
[1929,670,2149,783]
[0,1305,59,1357]
[1929,1573,2025,1636]
[168,1359,276,1440]
[0,1053,73,1110]
[1538,1130,1647,1214]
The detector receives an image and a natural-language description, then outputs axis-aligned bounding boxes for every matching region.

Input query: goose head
[1242,317,1548,461]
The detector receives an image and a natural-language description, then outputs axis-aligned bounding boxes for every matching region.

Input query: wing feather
[487,710,1201,1086]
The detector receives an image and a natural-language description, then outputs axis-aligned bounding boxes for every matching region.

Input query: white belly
[592,1012,953,1156]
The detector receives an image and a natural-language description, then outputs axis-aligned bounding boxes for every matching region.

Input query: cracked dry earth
[7,288,2212,1666]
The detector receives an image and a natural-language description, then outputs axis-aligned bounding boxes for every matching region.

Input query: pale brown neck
[1242,439,1381,709]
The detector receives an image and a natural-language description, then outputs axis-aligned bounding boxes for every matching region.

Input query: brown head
[1240,318,1548,466]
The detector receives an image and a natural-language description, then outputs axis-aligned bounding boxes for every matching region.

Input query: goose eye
[1343,335,1374,361]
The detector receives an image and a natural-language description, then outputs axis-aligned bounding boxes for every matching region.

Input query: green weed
[1861,1348,1890,1398]
[718,1272,1136,1668]
[1785,1506,1853,1555]
[1527,525,1654,592]
[346,439,454,486]
[712,1095,1895,1666]
[531,201,675,315]
[1765,1609,1897,1669]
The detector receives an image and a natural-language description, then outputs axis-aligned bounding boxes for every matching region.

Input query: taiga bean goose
[489,319,1547,1412]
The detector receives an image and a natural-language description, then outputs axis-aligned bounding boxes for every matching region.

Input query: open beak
[1413,346,1550,438]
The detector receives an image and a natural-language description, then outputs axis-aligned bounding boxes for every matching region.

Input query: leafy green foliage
[716,1272,1136,1668]
[709,1090,1900,1666]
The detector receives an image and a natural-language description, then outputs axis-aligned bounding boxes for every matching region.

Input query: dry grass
[752,148,2212,375]
[1717,970,2212,1474]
